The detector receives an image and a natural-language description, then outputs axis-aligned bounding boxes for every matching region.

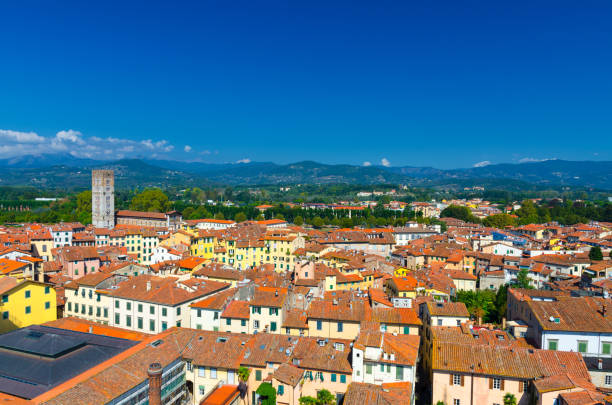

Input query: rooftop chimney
[147,281,152,291]
[599,358,603,370]
[147,362,163,405]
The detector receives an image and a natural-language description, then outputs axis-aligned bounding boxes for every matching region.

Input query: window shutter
[450,374,453,385]
[518,380,523,392]
[461,375,465,386]
[500,379,505,390]
[489,378,493,389]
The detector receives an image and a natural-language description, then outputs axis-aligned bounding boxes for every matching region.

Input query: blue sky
[0,1,610,168]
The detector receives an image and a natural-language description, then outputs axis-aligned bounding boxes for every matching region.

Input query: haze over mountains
[0,154,610,190]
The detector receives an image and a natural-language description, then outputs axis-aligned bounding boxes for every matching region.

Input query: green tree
[435,402,446,405]
[515,200,539,224]
[274,213,285,220]
[516,269,533,289]
[76,190,92,214]
[312,216,324,228]
[130,188,171,212]
[299,397,318,405]
[256,382,276,405]
[440,205,479,223]
[294,215,304,226]
[503,393,517,405]
[234,212,247,222]
[589,246,604,261]
[316,389,335,405]
[483,213,516,228]
[214,211,225,220]
[237,366,251,382]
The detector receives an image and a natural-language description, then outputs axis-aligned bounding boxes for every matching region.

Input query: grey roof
[0,325,137,399]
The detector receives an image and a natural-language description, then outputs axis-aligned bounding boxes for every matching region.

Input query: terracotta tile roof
[308,297,371,322]
[64,272,115,289]
[241,333,297,367]
[115,210,166,220]
[426,301,470,317]
[371,307,422,326]
[282,309,308,329]
[0,258,28,275]
[201,385,239,405]
[527,297,612,333]
[343,382,412,405]
[271,363,304,386]
[42,317,148,341]
[0,276,19,295]
[290,337,353,373]
[193,262,243,280]
[432,343,590,380]
[250,287,288,308]
[191,288,236,310]
[182,332,248,369]
[107,275,229,306]
[178,256,206,270]
[221,300,250,319]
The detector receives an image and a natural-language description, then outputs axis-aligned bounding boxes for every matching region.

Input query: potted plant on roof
[237,367,250,405]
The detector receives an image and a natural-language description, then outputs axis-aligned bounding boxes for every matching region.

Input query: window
[241,319,247,327]
[45,286,50,294]
[278,385,284,395]
[366,364,372,374]
[25,290,31,299]
[437,319,443,326]
[337,322,343,332]
[150,306,155,315]
[213,311,219,320]
[138,317,143,329]
[403,326,410,334]
[138,303,143,313]
[396,365,403,380]
[578,341,588,353]
[253,320,259,329]
[1,294,7,303]
[104,308,108,318]
[226,318,231,326]
[492,378,501,390]
[2,311,8,320]
[187,361,192,371]
[603,343,611,355]
[316,320,322,330]
[149,320,155,332]
[548,340,558,350]
[115,301,120,309]
[255,370,262,381]
[210,368,217,378]
[67,302,72,312]
[606,375,612,386]
[126,302,131,311]
[115,313,120,324]
[453,400,460,405]
[126,315,132,327]
[176,307,181,316]
[331,373,337,382]
[453,374,461,385]
[199,385,205,395]
[340,374,346,383]
[198,367,206,377]
[271,322,277,332]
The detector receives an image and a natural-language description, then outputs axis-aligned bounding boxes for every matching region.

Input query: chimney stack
[599,358,603,370]
[147,281,152,291]
[147,362,163,405]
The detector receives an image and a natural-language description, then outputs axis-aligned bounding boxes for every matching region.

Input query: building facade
[92,169,115,229]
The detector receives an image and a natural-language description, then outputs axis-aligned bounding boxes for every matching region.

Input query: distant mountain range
[0,154,610,190]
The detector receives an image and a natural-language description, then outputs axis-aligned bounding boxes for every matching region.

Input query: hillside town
[0,171,611,405]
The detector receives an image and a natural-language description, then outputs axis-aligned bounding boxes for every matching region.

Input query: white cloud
[0,129,45,143]
[473,160,491,167]
[0,128,182,161]
[55,129,84,144]
[380,158,391,167]
[518,157,554,163]
[184,145,192,152]
[236,158,251,164]
[363,161,372,167]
